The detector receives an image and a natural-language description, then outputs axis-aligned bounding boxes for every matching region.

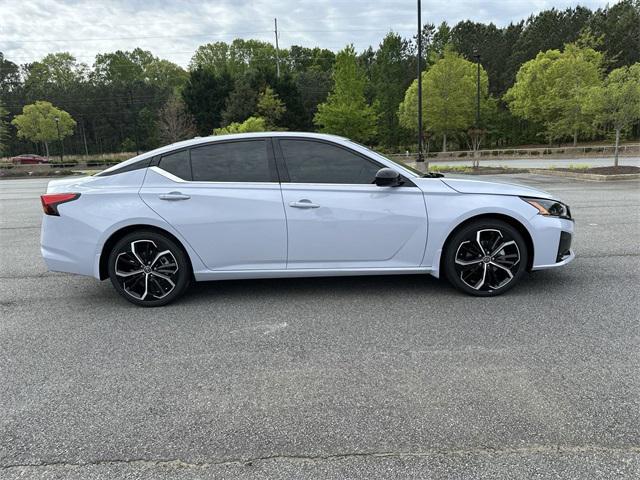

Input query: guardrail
[386,143,640,162]
[0,160,120,171]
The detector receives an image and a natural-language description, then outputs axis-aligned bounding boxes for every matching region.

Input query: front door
[276,139,428,269]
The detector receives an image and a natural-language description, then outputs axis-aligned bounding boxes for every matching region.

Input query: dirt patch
[553,166,640,175]
[432,167,529,175]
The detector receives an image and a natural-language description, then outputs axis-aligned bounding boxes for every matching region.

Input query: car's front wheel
[443,219,528,296]
[107,230,191,307]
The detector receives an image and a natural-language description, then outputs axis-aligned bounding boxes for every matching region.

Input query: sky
[0,0,618,68]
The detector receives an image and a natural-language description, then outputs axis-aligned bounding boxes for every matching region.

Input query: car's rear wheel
[443,219,528,297]
[107,230,191,307]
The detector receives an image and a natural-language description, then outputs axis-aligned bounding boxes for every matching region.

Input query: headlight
[521,197,572,219]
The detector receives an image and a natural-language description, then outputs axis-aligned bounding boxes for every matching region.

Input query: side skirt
[193,267,435,282]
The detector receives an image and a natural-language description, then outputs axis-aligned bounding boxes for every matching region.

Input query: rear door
[139,139,287,271]
[275,138,428,270]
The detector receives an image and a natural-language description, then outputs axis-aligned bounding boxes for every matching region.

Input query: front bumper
[531,248,575,270]
[530,215,575,271]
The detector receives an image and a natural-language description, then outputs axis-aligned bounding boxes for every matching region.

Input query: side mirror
[374,168,402,187]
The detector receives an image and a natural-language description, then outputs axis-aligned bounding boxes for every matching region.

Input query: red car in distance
[10,154,49,165]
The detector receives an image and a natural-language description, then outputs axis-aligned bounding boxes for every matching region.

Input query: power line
[2,31,275,44]
[274,18,281,79]
[1,27,415,45]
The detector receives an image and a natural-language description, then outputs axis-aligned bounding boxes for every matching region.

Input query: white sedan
[40,132,574,306]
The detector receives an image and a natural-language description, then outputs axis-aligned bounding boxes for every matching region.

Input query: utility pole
[128,89,140,155]
[274,18,281,79]
[54,116,63,163]
[417,0,424,163]
[80,116,89,157]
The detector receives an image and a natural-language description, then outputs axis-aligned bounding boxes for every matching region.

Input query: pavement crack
[3,445,640,470]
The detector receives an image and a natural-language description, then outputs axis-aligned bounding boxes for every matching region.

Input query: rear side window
[159,150,191,180]
[279,139,380,184]
[190,140,271,182]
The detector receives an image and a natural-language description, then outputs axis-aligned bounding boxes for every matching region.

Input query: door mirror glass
[374,168,402,187]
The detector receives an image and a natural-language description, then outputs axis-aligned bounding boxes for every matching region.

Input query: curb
[528,169,640,181]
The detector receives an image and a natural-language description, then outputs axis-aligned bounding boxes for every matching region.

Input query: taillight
[40,193,81,216]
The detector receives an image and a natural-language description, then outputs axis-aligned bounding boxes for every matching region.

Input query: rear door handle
[289,199,320,209]
[158,191,190,201]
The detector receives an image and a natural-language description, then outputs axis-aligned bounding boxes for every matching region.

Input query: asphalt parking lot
[1,174,639,479]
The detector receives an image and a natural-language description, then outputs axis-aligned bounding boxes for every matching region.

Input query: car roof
[99,132,349,175]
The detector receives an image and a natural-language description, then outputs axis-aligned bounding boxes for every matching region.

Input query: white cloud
[0,0,617,67]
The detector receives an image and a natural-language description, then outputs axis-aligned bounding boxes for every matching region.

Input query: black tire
[107,230,191,307]
[443,219,528,297]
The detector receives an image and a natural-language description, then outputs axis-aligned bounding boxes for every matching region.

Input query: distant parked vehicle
[11,154,49,165]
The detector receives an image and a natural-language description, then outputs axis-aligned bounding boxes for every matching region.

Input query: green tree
[451,21,520,96]
[182,68,234,135]
[583,63,640,166]
[11,101,76,158]
[145,59,189,93]
[295,68,333,129]
[221,76,259,126]
[0,53,20,92]
[505,43,603,145]
[0,101,8,154]
[507,7,592,85]
[271,74,307,131]
[587,0,640,71]
[371,32,413,147]
[257,86,286,128]
[92,48,155,84]
[213,116,267,135]
[313,45,378,142]
[398,49,489,152]
[25,53,88,95]
[285,46,336,74]
[190,39,277,77]
[158,96,196,145]
[431,22,452,59]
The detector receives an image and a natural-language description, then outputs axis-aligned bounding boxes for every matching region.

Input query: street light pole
[470,50,482,168]
[474,50,480,128]
[417,0,424,163]
[54,116,63,163]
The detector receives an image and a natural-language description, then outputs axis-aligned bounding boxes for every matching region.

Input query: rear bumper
[41,215,98,277]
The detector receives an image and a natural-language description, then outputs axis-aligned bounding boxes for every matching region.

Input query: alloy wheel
[454,228,521,291]
[114,239,179,301]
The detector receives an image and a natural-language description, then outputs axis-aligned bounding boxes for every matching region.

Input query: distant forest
[1,0,639,157]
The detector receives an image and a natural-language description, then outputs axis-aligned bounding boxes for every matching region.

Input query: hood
[439,178,554,199]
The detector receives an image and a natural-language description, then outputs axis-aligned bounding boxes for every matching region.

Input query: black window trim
[95,156,152,177]
[153,137,279,184]
[273,137,416,187]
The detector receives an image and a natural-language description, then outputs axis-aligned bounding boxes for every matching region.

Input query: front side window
[159,150,191,180]
[279,139,380,184]
[190,140,271,182]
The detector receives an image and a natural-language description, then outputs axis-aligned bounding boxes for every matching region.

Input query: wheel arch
[99,224,194,280]
[439,213,535,278]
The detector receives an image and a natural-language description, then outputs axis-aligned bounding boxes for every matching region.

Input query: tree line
[1,1,638,161]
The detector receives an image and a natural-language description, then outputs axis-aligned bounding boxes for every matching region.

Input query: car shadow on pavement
[177,268,571,306]
[186,273,450,300]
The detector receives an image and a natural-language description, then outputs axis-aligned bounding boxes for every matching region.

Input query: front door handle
[158,191,191,201]
[289,199,320,209]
